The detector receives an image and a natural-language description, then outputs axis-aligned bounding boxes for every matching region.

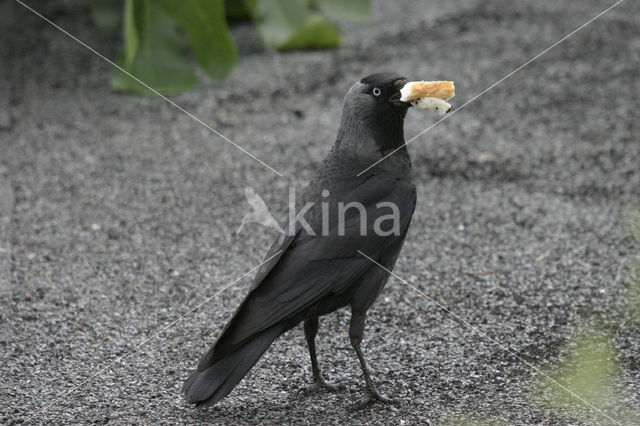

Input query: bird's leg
[301,316,345,394]
[349,310,397,409]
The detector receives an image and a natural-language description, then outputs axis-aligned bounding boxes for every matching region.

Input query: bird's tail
[183,323,285,406]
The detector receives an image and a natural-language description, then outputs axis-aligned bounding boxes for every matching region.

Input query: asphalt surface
[1,0,639,424]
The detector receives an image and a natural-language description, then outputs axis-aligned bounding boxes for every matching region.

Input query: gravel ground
[1,0,639,424]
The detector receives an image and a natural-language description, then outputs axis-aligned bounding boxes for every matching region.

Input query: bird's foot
[301,375,346,396]
[352,386,397,409]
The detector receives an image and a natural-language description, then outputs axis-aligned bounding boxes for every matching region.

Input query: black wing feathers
[198,167,415,369]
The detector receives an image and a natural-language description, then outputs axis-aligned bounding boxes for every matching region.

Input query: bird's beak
[389,92,411,107]
[390,78,411,107]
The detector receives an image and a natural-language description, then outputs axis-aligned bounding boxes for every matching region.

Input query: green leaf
[92,0,123,34]
[536,330,627,421]
[249,0,309,48]
[152,0,237,80]
[549,335,616,406]
[122,0,139,68]
[249,0,341,50]
[279,14,340,50]
[315,0,372,23]
[110,1,196,94]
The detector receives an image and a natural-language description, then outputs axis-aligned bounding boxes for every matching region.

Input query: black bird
[184,73,417,408]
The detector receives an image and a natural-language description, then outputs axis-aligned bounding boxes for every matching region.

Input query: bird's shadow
[188,382,405,423]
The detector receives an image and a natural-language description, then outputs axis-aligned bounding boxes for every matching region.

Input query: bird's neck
[335,111,406,154]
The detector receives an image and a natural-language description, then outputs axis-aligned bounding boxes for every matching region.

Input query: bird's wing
[201,172,416,364]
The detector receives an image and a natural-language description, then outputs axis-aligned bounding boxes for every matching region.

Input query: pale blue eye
[372,87,382,96]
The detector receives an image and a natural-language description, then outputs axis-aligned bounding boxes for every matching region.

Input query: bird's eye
[372,87,382,97]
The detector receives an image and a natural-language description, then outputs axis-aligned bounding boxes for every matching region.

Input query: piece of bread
[412,97,451,115]
[400,81,455,102]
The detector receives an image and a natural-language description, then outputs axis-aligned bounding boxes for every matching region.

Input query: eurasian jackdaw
[184,72,418,408]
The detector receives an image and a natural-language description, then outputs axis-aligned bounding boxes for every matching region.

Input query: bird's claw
[352,386,398,409]
[300,376,346,396]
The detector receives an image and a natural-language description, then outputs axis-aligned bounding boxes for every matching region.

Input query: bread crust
[400,81,455,102]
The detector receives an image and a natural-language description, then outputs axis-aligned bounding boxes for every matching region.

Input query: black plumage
[183,73,417,407]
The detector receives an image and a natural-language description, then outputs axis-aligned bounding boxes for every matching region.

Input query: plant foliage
[92,0,371,93]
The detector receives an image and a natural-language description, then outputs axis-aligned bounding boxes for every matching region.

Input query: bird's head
[337,72,412,153]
